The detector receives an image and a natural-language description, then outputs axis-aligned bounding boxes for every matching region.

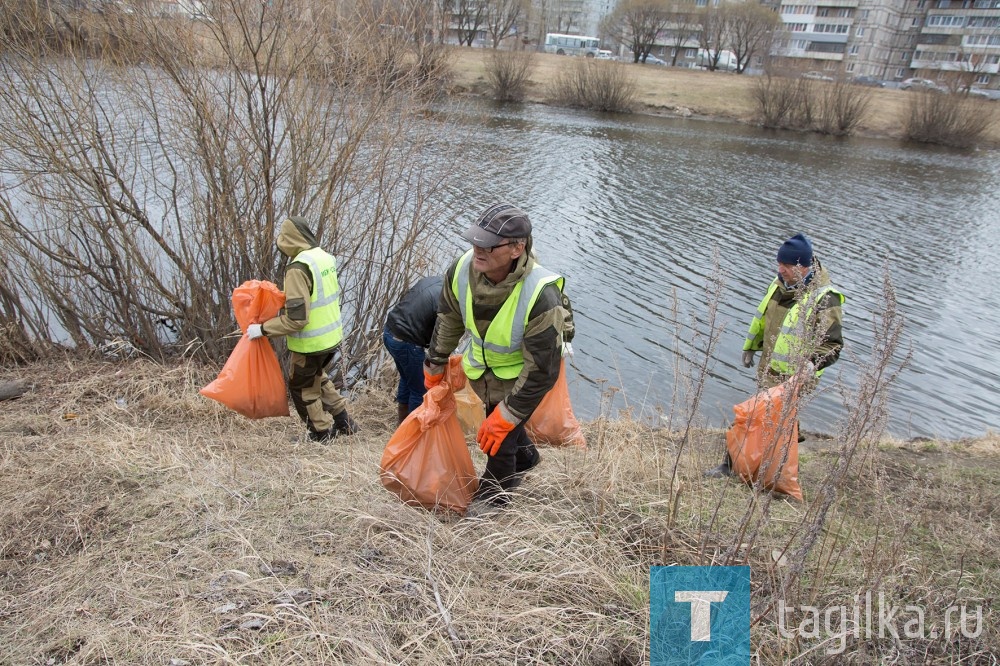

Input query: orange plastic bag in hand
[725,382,802,501]
[525,358,586,448]
[380,357,478,514]
[200,280,290,419]
[450,353,486,437]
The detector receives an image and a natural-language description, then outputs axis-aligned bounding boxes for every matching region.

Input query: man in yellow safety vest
[247,216,360,442]
[424,203,573,510]
[705,233,844,478]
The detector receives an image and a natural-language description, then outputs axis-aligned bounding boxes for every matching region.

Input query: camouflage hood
[276,216,319,260]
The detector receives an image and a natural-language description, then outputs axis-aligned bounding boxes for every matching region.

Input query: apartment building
[772,0,1000,86]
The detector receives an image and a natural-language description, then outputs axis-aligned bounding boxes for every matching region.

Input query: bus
[543,33,601,57]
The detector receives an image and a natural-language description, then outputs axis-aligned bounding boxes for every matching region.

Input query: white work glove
[741,350,756,368]
[247,324,265,340]
[563,341,574,358]
[793,360,817,388]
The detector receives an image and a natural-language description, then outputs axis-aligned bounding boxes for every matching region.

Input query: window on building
[838,8,853,16]
[685,48,698,57]
[936,0,950,6]
[896,67,907,77]
[846,63,856,72]
[862,9,870,18]
[849,45,860,54]
[927,14,965,26]
[976,73,990,84]
[901,51,909,60]
[912,17,920,25]
[817,7,830,15]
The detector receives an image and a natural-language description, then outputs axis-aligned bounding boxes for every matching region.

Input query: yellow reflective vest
[452,250,563,380]
[286,247,344,354]
[745,279,844,378]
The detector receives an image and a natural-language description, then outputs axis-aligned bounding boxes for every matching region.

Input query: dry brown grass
[449,49,1000,146]
[1,358,997,664]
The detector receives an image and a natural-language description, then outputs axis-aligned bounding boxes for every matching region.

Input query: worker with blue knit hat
[705,232,844,479]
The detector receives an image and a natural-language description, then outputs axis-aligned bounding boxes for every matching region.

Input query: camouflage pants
[287,350,347,434]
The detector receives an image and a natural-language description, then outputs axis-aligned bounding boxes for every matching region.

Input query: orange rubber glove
[477,408,516,456]
[423,364,444,390]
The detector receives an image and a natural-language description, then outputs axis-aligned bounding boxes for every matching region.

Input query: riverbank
[1,358,996,663]
[447,49,1000,147]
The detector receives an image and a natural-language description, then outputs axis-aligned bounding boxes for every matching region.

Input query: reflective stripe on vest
[452,250,564,380]
[743,280,780,352]
[287,247,344,353]
[769,284,844,377]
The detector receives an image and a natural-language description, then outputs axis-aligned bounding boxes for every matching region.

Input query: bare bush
[0,0,462,377]
[816,79,872,136]
[752,74,807,128]
[754,74,872,136]
[485,47,536,103]
[903,90,997,149]
[550,59,637,113]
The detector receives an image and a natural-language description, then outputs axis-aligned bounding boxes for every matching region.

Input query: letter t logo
[674,591,729,641]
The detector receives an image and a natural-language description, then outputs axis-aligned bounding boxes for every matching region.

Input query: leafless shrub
[904,89,997,149]
[752,74,811,129]
[0,0,462,377]
[754,74,871,136]
[816,79,873,136]
[485,47,536,103]
[550,59,637,113]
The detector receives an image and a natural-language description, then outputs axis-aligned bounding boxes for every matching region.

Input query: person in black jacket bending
[383,275,445,424]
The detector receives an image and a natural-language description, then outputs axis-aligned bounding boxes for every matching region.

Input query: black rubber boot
[333,410,360,437]
[308,428,334,443]
[397,403,410,426]
[703,455,733,478]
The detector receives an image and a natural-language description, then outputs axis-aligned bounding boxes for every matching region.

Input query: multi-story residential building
[910,0,1000,87]
[771,0,1000,86]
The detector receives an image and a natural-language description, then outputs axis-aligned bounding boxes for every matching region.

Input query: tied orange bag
[525,358,586,448]
[380,357,479,514]
[451,354,486,437]
[725,381,802,501]
[200,280,290,419]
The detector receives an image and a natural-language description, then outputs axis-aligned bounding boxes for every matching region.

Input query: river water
[433,101,1000,440]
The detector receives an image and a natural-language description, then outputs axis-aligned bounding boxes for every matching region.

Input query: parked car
[851,75,886,88]
[965,87,993,99]
[595,49,614,60]
[640,54,668,66]
[900,77,945,92]
[802,70,835,81]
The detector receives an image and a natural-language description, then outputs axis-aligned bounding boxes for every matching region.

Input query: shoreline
[446,49,1000,150]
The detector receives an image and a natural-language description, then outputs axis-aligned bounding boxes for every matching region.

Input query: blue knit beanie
[776,233,814,267]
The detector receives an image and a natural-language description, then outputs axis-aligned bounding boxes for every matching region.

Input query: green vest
[763,281,844,378]
[452,250,564,380]
[286,247,344,354]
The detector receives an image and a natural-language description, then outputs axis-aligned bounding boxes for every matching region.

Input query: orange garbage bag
[380,356,478,514]
[200,280,290,419]
[525,358,586,448]
[454,383,486,437]
[725,381,802,501]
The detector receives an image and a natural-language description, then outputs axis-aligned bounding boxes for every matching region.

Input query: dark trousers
[474,403,540,505]
[382,326,427,412]
[288,350,347,433]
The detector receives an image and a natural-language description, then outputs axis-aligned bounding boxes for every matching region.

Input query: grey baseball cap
[461,203,532,248]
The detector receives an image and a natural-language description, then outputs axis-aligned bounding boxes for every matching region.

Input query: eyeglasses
[481,242,517,253]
